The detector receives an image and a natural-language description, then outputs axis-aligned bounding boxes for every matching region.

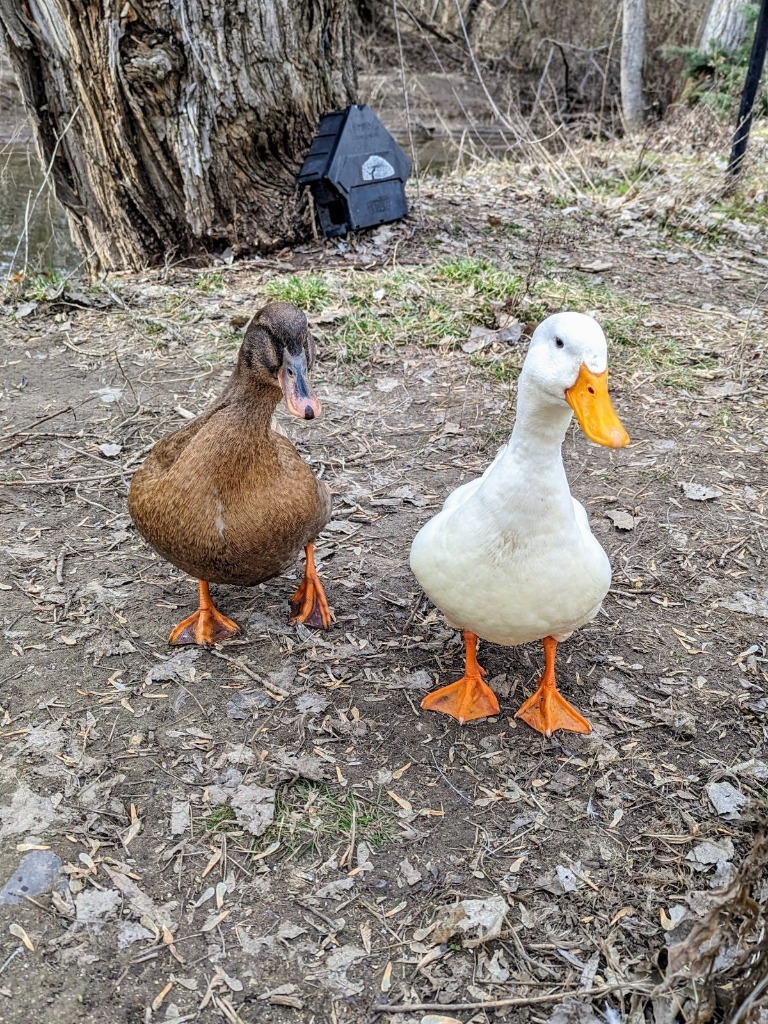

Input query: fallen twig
[372,982,645,1014]
[0,473,124,487]
[0,406,73,447]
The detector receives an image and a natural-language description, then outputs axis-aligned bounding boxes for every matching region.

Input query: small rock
[594,677,638,708]
[720,588,768,619]
[547,999,603,1024]
[655,708,697,738]
[146,649,201,685]
[293,692,330,714]
[99,443,122,458]
[0,850,64,905]
[547,769,580,794]
[117,922,156,949]
[170,798,189,836]
[556,865,580,893]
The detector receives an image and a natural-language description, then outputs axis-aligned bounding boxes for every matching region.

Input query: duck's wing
[571,495,593,542]
[141,403,227,474]
[274,434,334,540]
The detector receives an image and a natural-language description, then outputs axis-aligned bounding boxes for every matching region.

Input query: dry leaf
[680,481,722,501]
[387,790,412,812]
[605,509,636,530]
[230,784,275,836]
[201,909,230,932]
[578,259,613,272]
[706,780,748,819]
[151,981,173,1011]
[430,896,507,948]
[9,922,34,951]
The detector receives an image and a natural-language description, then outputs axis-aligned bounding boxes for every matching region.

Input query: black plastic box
[298,104,411,238]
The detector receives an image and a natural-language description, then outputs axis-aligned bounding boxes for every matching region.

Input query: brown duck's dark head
[237,301,321,420]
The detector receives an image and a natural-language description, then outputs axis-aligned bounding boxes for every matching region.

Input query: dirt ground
[0,146,767,1024]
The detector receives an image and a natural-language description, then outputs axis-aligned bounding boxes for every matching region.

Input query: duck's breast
[129,417,331,586]
[410,480,610,646]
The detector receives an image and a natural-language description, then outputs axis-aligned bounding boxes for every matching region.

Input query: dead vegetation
[0,132,767,1023]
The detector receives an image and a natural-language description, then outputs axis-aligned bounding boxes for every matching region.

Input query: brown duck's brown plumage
[128,301,333,643]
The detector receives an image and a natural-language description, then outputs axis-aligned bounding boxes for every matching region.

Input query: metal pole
[727,0,768,179]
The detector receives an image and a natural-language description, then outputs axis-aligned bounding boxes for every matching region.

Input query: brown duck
[128,301,333,645]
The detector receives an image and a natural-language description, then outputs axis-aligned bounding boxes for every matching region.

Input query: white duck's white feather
[410,312,614,648]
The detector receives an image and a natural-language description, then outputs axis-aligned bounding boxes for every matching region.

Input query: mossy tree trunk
[0,0,356,272]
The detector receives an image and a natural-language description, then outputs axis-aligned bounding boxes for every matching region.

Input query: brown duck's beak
[278,351,322,420]
[565,365,629,449]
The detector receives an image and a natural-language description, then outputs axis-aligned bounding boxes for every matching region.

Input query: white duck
[410,312,629,736]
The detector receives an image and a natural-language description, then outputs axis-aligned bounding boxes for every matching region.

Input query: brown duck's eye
[555,337,564,349]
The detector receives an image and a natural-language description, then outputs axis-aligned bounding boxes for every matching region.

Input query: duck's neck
[221,368,281,434]
[507,375,573,464]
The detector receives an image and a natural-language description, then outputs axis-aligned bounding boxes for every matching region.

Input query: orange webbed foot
[421,673,500,723]
[168,580,240,646]
[515,684,591,737]
[289,543,333,629]
[421,631,499,724]
[514,636,591,737]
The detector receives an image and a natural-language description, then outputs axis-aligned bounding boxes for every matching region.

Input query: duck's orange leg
[290,543,333,629]
[515,636,591,737]
[168,580,240,646]
[421,631,499,724]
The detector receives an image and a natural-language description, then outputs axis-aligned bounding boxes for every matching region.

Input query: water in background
[0,144,80,279]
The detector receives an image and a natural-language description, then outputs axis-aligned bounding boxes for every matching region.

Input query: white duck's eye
[554,336,564,349]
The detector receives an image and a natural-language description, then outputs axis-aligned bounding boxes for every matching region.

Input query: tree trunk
[621,0,646,130]
[698,0,750,53]
[0,0,356,272]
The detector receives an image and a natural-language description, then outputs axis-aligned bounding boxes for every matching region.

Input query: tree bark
[621,0,646,130]
[698,0,750,53]
[0,0,356,272]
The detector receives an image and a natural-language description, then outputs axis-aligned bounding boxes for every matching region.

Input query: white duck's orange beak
[565,365,629,449]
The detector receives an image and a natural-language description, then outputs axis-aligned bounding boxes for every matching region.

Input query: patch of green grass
[194,271,225,293]
[711,197,768,226]
[432,257,520,302]
[265,274,330,311]
[200,805,238,835]
[252,781,396,861]
[508,279,650,352]
[309,266,494,364]
[24,269,65,301]
[141,319,167,337]
[333,313,389,361]
[484,221,525,238]
[468,352,523,384]
[505,277,715,388]
[636,336,719,390]
[547,194,571,209]
[590,154,663,201]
